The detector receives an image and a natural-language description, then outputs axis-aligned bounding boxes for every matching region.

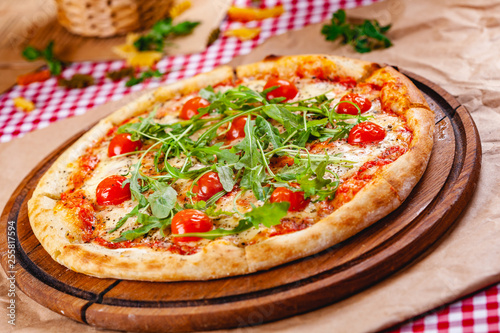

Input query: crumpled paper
[2,0,500,331]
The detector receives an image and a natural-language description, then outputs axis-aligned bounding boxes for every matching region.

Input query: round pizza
[28,55,434,281]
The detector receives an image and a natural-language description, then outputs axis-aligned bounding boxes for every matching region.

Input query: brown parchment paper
[2,0,500,331]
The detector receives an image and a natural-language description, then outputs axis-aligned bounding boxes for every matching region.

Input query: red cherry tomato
[225,116,248,143]
[270,187,310,212]
[180,97,210,120]
[264,78,298,102]
[108,133,142,157]
[337,93,372,115]
[171,209,212,243]
[192,172,225,201]
[348,122,386,145]
[96,175,131,206]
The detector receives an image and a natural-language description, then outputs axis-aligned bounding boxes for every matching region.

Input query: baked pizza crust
[28,55,435,281]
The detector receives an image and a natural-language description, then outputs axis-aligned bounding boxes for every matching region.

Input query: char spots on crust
[263,54,283,62]
[410,102,432,112]
[359,63,382,82]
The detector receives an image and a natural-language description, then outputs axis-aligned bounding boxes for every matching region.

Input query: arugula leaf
[112,220,167,242]
[191,143,239,165]
[321,9,392,53]
[109,205,139,233]
[216,165,235,192]
[316,126,352,142]
[147,184,177,219]
[125,161,148,204]
[234,117,260,170]
[118,108,170,141]
[276,162,308,181]
[295,129,311,147]
[234,117,270,200]
[261,104,302,131]
[205,206,234,217]
[184,200,207,210]
[255,116,283,150]
[297,160,332,198]
[198,86,220,102]
[245,202,290,228]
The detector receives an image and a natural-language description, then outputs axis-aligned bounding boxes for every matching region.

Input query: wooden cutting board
[0,70,481,332]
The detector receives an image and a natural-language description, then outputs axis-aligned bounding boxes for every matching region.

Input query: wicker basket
[55,0,175,37]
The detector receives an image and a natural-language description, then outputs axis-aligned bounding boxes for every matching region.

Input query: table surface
[0,0,499,332]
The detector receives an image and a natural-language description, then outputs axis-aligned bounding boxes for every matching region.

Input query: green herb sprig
[22,41,64,75]
[321,9,392,53]
[134,18,200,52]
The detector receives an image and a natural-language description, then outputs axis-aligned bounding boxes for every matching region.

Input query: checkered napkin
[391,284,500,333]
[1,0,498,331]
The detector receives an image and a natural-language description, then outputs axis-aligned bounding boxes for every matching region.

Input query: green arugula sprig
[110,84,361,242]
[22,41,63,75]
[321,9,392,53]
[134,18,200,51]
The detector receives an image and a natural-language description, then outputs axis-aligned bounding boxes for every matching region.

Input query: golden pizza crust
[28,55,435,281]
[236,54,380,82]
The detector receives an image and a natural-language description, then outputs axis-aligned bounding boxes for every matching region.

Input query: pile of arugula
[322,9,392,53]
[110,84,368,242]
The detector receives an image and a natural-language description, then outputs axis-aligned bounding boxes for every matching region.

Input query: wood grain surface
[0,71,481,332]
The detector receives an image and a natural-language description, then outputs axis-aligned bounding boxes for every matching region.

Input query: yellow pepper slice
[224,27,261,41]
[126,51,163,67]
[169,1,192,18]
[228,5,285,22]
[113,33,162,67]
[13,97,35,112]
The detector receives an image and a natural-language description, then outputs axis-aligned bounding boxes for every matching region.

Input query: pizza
[28,55,434,281]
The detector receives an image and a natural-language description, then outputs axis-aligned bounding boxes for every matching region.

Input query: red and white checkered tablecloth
[0,0,498,332]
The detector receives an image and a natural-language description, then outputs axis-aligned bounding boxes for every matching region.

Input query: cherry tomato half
[264,78,298,102]
[192,172,225,201]
[96,175,131,206]
[108,133,142,157]
[336,93,372,115]
[348,122,386,145]
[180,97,210,120]
[270,187,310,212]
[225,116,248,143]
[171,209,213,243]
